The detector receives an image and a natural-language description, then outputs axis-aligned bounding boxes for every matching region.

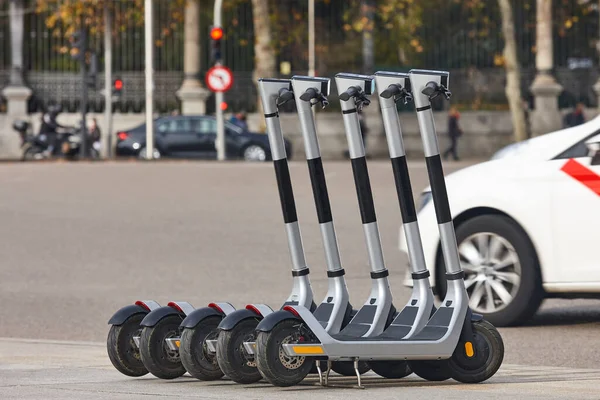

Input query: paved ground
[0,160,599,399]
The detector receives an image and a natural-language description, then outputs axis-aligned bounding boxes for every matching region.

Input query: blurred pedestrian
[88,117,102,156]
[563,102,585,128]
[443,106,462,161]
[229,111,248,131]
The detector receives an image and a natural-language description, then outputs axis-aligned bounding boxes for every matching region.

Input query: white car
[400,115,600,327]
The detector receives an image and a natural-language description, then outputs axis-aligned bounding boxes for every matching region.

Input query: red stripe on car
[560,159,600,196]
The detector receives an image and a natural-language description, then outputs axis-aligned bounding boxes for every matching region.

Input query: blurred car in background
[116,115,292,161]
[400,115,600,327]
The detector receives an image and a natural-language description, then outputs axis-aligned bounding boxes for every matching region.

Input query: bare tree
[251,0,276,131]
[498,0,527,142]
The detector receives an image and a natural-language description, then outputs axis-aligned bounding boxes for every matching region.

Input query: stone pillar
[2,0,32,115]
[176,0,211,115]
[529,0,563,136]
[1,0,31,159]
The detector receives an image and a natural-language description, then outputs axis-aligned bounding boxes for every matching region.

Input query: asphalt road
[0,160,599,398]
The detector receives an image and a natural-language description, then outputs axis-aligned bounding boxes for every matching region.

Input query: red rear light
[117,132,128,141]
[167,302,184,313]
[245,305,263,316]
[135,300,151,311]
[208,303,224,313]
[283,306,300,317]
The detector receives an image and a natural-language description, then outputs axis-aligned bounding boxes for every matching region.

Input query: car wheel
[436,214,543,327]
[138,146,161,160]
[242,145,267,162]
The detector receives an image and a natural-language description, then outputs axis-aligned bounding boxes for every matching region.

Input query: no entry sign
[206,66,233,92]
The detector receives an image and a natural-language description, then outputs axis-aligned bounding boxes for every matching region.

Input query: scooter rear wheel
[216,317,262,383]
[255,318,314,387]
[139,314,187,379]
[368,360,412,379]
[407,360,452,381]
[107,313,148,377]
[448,319,504,383]
[180,316,224,381]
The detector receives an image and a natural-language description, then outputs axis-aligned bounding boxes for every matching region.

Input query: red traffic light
[114,79,123,90]
[220,101,228,111]
[210,27,224,41]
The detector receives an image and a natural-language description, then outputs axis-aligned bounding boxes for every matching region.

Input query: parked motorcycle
[13,120,98,161]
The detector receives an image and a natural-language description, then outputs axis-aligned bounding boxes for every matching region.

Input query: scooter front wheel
[368,360,412,379]
[107,313,148,377]
[255,319,314,387]
[448,319,504,383]
[139,314,186,379]
[407,359,452,381]
[180,316,224,381]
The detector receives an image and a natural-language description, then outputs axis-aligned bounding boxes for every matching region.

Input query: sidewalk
[1,337,599,400]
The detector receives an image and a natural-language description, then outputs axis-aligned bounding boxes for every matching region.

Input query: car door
[159,117,202,157]
[192,117,219,157]
[551,132,600,283]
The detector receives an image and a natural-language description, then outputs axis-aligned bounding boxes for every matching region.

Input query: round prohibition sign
[206,66,234,92]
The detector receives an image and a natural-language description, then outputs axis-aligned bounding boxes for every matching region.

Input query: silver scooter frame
[285,75,396,341]
[240,78,352,357]
[280,70,470,364]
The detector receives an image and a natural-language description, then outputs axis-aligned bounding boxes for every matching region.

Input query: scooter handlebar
[276,88,295,107]
[421,81,452,101]
[299,87,329,108]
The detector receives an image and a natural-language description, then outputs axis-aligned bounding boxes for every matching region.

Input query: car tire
[436,214,544,327]
[138,146,161,160]
[242,144,267,162]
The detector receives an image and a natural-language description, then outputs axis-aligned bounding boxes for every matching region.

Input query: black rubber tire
[180,315,224,381]
[331,361,371,376]
[448,319,504,383]
[139,314,186,379]
[368,360,412,379]
[255,319,314,387]
[107,313,148,377]
[436,214,544,327]
[21,145,44,161]
[408,360,453,381]
[216,317,262,384]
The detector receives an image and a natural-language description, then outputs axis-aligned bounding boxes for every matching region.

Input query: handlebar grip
[339,92,351,101]
[299,88,318,102]
[277,89,294,106]
[380,84,401,99]
[421,81,439,97]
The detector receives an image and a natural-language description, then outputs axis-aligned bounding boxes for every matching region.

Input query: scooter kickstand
[324,360,332,387]
[354,359,365,389]
[316,361,324,386]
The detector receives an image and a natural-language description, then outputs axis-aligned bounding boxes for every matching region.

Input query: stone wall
[1,107,593,161]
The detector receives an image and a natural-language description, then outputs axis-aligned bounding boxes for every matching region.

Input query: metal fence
[1,0,600,114]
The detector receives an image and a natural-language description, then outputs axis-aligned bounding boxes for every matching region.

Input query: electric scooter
[254,70,505,388]
[254,75,411,387]
[214,78,369,384]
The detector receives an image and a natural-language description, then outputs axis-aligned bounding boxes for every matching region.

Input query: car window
[225,122,243,135]
[156,118,192,135]
[554,130,600,159]
[195,118,217,135]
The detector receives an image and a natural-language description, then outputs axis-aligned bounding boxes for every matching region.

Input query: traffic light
[86,53,98,89]
[113,78,124,97]
[210,26,223,64]
[69,29,87,61]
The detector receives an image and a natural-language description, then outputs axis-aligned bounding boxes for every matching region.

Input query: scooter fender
[180,307,224,329]
[255,309,301,333]
[107,304,149,326]
[140,306,185,328]
[218,305,272,331]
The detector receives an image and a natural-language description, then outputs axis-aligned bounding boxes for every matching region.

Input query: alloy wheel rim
[458,232,521,314]
[244,145,266,161]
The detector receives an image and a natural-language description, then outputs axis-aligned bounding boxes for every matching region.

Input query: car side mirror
[587,141,600,165]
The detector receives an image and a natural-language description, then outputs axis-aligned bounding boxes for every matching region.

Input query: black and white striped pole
[374,71,435,338]
[408,70,466,292]
[289,76,351,332]
[334,73,394,337]
[257,78,314,308]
